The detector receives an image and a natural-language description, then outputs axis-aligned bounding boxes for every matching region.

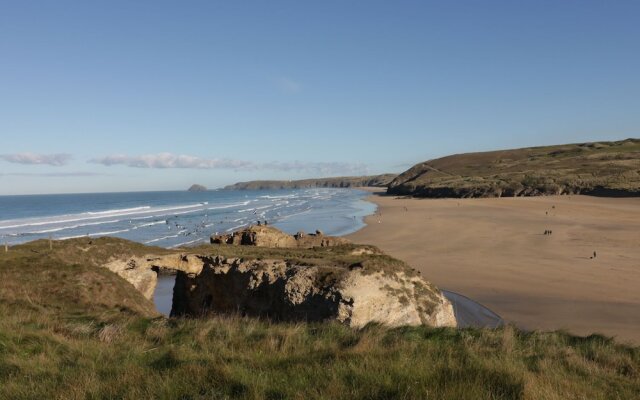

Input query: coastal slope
[224,174,397,190]
[388,138,640,198]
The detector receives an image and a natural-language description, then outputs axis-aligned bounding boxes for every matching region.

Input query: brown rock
[169,255,456,328]
[210,226,349,248]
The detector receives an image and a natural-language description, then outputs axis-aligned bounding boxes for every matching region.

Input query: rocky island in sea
[187,184,207,192]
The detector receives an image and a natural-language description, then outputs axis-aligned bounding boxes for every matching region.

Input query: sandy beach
[347,190,640,344]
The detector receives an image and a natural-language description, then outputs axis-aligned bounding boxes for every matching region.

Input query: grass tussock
[1,241,639,399]
[1,310,638,399]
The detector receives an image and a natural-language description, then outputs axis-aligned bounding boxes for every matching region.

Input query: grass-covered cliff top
[12,236,417,278]
[388,138,640,198]
[224,174,397,190]
[1,238,639,399]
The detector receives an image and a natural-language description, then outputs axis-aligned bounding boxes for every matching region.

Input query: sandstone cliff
[82,228,455,328]
[170,254,456,328]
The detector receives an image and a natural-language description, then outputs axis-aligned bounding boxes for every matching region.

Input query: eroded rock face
[102,254,208,300]
[170,256,456,328]
[210,226,349,248]
[102,256,159,300]
[97,227,456,329]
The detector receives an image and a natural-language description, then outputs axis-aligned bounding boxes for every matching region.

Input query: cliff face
[88,227,455,328]
[224,174,397,190]
[388,139,640,198]
[171,255,456,328]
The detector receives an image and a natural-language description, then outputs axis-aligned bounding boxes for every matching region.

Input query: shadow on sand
[442,290,504,328]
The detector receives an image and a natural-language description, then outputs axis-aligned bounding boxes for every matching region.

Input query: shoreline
[347,190,640,344]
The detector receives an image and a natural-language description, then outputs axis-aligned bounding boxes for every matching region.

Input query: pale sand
[347,191,640,344]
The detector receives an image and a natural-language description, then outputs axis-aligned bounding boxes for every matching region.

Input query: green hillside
[388,139,640,198]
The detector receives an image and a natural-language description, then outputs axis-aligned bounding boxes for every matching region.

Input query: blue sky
[1,1,638,195]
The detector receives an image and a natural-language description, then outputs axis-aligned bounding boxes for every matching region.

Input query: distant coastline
[224,174,397,190]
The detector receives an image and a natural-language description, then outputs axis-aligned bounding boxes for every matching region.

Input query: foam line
[144,230,187,244]
[135,220,166,228]
[58,228,131,240]
[206,201,250,210]
[0,203,205,230]
[86,206,150,215]
[23,219,122,234]
[226,224,246,232]
[168,237,206,248]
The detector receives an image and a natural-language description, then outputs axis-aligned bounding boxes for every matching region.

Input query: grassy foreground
[1,243,639,399]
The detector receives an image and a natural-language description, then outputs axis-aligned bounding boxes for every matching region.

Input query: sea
[0,188,376,248]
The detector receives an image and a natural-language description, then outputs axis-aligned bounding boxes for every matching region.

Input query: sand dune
[347,191,640,344]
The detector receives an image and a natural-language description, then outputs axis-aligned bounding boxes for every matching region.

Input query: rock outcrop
[102,257,160,300]
[102,253,208,299]
[170,255,456,328]
[94,226,455,328]
[210,225,350,248]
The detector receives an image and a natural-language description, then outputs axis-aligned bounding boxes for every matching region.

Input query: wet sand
[347,191,640,344]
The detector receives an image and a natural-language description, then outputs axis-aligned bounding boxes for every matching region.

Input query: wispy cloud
[90,153,368,175]
[261,161,368,175]
[0,172,107,177]
[0,153,72,166]
[274,77,302,93]
[90,153,253,169]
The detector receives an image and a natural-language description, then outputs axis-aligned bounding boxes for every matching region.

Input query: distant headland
[223,174,397,190]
